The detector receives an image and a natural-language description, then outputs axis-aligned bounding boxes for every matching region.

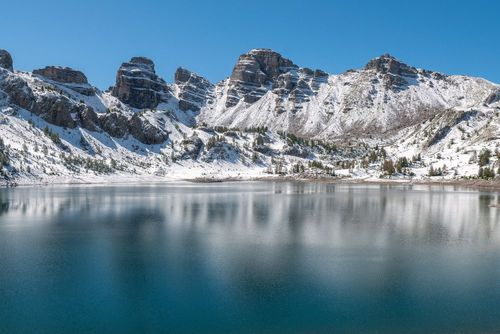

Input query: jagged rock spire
[111,57,170,109]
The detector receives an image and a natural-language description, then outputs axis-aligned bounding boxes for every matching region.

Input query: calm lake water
[0,182,500,333]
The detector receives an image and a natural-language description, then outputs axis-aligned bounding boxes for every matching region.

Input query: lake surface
[0,182,500,333]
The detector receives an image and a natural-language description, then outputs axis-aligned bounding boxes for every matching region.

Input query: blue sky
[2,0,499,89]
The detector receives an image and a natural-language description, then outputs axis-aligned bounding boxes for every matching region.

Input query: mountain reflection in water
[0,182,499,333]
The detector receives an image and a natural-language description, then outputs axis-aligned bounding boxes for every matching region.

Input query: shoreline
[2,174,500,191]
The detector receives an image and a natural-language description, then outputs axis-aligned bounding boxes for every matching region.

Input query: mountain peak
[111,57,169,109]
[365,54,416,76]
[129,57,155,72]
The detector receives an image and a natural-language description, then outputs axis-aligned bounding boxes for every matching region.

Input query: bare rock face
[364,54,418,90]
[128,113,168,145]
[180,135,203,159]
[225,49,327,112]
[32,95,77,128]
[33,66,88,84]
[99,112,129,138]
[484,90,500,105]
[97,111,168,144]
[33,66,95,96]
[0,74,35,110]
[0,50,13,72]
[365,54,417,76]
[174,67,214,112]
[226,49,298,107]
[77,106,99,131]
[112,57,170,109]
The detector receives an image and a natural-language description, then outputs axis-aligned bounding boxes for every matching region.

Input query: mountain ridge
[0,48,499,185]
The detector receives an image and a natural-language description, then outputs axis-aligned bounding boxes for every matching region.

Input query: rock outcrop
[364,54,418,90]
[77,106,100,131]
[174,67,214,112]
[97,111,168,144]
[0,50,13,72]
[33,66,95,96]
[0,74,35,110]
[99,112,129,138]
[484,90,500,106]
[224,49,329,114]
[226,49,298,107]
[33,66,88,84]
[32,94,78,128]
[112,57,170,109]
[128,113,168,144]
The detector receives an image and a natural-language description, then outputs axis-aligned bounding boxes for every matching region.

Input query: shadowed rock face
[225,49,328,113]
[175,67,214,112]
[112,57,170,109]
[230,49,297,85]
[0,50,13,72]
[226,49,299,107]
[0,74,35,110]
[33,66,88,84]
[484,90,500,105]
[33,66,95,96]
[128,113,168,144]
[98,111,168,144]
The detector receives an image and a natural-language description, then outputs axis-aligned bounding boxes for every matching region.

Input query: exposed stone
[224,49,326,112]
[175,67,214,112]
[180,135,203,159]
[32,95,77,128]
[364,54,418,90]
[0,50,13,71]
[484,91,500,105]
[33,66,88,84]
[33,66,95,96]
[0,74,35,110]
[365,54,418,77]
[128,113,168,144]
[77,106,99,131]
[111,57,170,109]
[226,49,298,107]
[99,112,129,138]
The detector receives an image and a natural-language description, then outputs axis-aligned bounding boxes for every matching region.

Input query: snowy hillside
[0,48,499,186]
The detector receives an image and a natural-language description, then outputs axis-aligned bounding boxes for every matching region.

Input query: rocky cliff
[0,48,499,185]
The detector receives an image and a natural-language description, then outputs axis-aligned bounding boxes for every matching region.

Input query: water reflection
[2,182,497,246]
[0,183,500,332]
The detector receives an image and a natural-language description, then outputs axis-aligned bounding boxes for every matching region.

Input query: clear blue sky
[2,0,499,89]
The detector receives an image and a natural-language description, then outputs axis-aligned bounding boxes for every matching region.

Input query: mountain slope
[0,48,499,185]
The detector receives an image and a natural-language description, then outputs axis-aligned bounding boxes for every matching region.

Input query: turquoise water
[0,182,500,333]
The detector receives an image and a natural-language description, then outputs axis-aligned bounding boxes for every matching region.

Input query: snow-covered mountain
[198,49,499,138]
[0,48,499,185]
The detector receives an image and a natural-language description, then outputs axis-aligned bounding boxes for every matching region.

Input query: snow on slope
[0,48,500,186]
